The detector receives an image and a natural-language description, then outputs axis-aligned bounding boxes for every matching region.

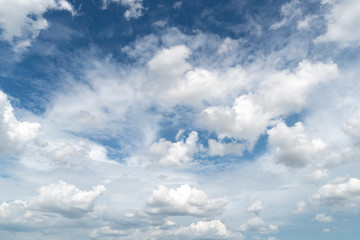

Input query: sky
[1,0,360,239]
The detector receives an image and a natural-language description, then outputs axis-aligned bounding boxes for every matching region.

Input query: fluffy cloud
[0,91,41,156]
[255,60,338,115]
[147,219,238,240]
[146,45,248,107]
[0,181,105,231]
[267,122,328,168]
[146,184,227,217]
[202,60,338,153]
[313,213,334,222]
[247,200,264,215]
[148,131,199,167]
[202,95,270,150]
[315,0,360,45]
[29,181,105,218]
[172,220,231,239]
[310,177,360,210]
[0,0,73,51]
[293,200,306,214]
[240,216,278,234]
[343,112,360,142]
[102,0,144,20]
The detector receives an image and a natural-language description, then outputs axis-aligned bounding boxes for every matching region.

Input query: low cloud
[146,184,227,217]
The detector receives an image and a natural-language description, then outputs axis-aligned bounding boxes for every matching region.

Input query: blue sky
[1,0,360,239]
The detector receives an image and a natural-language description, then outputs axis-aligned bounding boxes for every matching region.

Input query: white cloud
[202,60,338,154]
[255,60,339,114]
[240,216,278,234]
[173,220,231,239]
[0,91,41,156]
[90,226,127,238]
[148,131,199,167]
[202,95,270,150]
[148,219,239,240]
[267,122,328,168]
[308,169,328,182]
[218,37,240,54]
[310,177,360,210]
[313,213,334,222]
[146,184,227,216]
[270,0,302,30]
[297,15,317,30]
[29,181,105,218]
[293,200,306,214]
[315,0,360,45]
[323,228,330,232]
[208,139,245,156]
[247,200,264,215]
[0,0,74,51]
[343,112,360,141]
[147,45,191,86]
[146,45,248,107]
[102,0,144,20]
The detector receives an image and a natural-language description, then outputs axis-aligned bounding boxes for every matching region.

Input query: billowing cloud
[29,181,105,218]
[0,90,41,156]
[202,95,270,150]
[148,131,199,167]
[146,184,227,217]
[267,122,328,168]
[310,177,360,210]
[0,0,74,51]
[315,0,360,45]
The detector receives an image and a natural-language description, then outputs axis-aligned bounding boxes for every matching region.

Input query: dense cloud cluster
[1,0,360,239]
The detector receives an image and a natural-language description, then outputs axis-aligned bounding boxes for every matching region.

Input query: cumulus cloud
[313,213,334,222]
[315,0,360,45]
[0,181,105,231]
[146,45,248,107]
[255,60,339,114]
[0,90,41,156]
[202,95,270,150]
[240,216,278,234]
[146,184,227,217]
[29,181,105,218]
[0,0,74,51]
[102,0,144,20]
[171,220,231,239]
[267,122,328,168]
[202,60,338,154]
[247,200,264,215]
[148,131,199,167]
[310,177,360,210]
[293,200,306,214]
[343,112,360,142]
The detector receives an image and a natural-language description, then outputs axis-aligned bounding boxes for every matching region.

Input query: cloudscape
[1,0,360,239]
